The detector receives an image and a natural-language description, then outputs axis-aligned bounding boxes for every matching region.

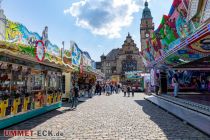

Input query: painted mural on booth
[5,19,60,57]
[142,0,209,66]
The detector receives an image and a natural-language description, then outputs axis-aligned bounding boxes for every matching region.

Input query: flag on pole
[61,41,64,60]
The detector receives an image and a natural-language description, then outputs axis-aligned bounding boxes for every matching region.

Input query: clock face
[145,33,149,38]
[35,41,45,62]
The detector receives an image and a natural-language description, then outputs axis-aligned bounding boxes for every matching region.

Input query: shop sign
[35,40,45,62]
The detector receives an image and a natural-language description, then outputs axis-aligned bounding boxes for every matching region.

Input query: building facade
[100,33,144,80]
[99,1,154,80]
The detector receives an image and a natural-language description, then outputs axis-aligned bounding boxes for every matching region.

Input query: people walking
[132,86,135,97]
[71,83,79,109]
[105,84,111,96]
[127,85,131,97]
[95,82,101,95]
[172,75,179,97]
[155,74,160,95]
[122,85,127,97]
[117,84,121,93]
[88,83,92,98]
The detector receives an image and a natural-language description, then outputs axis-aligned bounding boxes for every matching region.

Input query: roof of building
[142,1,152,19]
[106,48,119,60]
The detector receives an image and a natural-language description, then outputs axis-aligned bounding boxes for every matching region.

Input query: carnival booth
[141,0,210,102]
[124,71,144,92]
[0,16,73,128]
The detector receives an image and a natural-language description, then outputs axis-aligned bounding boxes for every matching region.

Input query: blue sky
[2,0,173,61]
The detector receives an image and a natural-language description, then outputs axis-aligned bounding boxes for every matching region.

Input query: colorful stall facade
[141,0,210,92]
[0,8,104,128]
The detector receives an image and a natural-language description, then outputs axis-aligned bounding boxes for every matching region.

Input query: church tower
[140,0,154,52]
[0,0,6,41]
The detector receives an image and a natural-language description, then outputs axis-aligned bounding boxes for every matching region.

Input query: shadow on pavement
[134,99,209,139]
[0,100,88,140]
[0,109,63,140]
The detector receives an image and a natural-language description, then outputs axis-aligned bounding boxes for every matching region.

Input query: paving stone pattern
[3,93,210,140]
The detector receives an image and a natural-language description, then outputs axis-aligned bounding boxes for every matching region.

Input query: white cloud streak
[64,0,142,38]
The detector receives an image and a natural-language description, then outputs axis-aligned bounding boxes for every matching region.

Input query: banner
[71,42,81,66]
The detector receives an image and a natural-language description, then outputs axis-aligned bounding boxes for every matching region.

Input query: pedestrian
[122,85,127,97]
[105,84,111,96]
[71,83,79,109]
[208,80,210,93]
[155,74,160,95]
[201,79,206,92]
[196,78,201,92]
[95,81,101,95]
[132,86,135,97]
[117,84,121,93]
[115,84,118,94]
[88,83,92,98]
[110,84,113,94]
[127,85,131,97]
[172,75,179,97]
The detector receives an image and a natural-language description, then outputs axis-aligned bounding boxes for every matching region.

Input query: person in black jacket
[95,82,101,95]
[71,83,79,109]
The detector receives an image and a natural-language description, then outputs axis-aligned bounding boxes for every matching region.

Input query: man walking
[71,83,79,109]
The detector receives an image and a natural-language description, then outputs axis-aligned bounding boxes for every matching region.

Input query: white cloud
[64,0,141,38]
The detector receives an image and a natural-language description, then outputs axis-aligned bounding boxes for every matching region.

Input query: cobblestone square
[2,93,209,140]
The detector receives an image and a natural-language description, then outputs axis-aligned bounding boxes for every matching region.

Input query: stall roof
[141,0,210,69]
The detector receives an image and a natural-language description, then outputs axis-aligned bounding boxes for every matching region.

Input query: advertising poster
[71,42,81,66]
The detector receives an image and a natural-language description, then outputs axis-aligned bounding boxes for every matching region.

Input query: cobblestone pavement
[2,93,210,140]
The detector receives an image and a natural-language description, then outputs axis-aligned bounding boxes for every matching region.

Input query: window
[106,70,111,74]
[106,62,110,67]
[125,51,133,54]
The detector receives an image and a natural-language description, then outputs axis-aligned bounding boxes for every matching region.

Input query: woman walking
[172,75,179,97]
[105,84,111,96]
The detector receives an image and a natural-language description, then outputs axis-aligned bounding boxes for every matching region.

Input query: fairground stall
[62,43,105,99]
[0,11,73,129]
[141,0,210,104]
[77,51,105,97]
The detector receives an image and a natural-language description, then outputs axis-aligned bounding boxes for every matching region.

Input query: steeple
[0,0,3,9]
[0,0,6,41]
[127,32,131,38]
[142,0,152,19]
